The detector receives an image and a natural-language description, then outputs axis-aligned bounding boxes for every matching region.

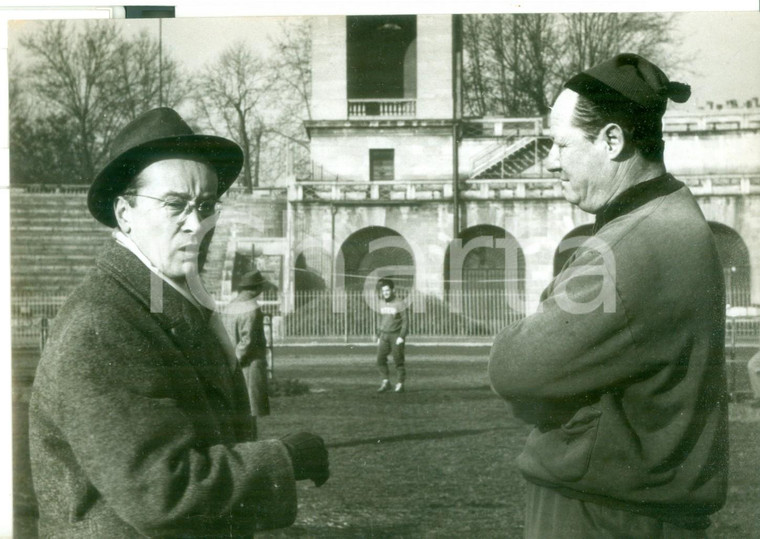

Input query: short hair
[378,278,395,290]
[571,93,665,162]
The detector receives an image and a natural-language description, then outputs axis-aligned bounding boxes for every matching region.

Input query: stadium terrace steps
[12,241,111,253]
[10,190,115,297]
[200,195,287,297]
[10,189,287,312]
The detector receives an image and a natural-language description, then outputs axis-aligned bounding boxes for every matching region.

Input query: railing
[18,288,524,347]
[726,317,760,346]
[223,186,288,200]
[284,288,524,340]
[14,184,90,195]
[290,179,453,202]
[470,137,551,179]
[663,110,760,132]
[17,289,758,347]
[679,174,760,196]
[348,98,416,118]
[457,111,760,137]
[11,294,69,348]
[461,117,544,138]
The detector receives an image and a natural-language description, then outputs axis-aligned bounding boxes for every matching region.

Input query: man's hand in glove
[280,432,330,487]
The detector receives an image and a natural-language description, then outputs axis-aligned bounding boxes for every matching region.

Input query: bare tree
[462,15,489,117]
[112,29,189,121]
[463,12,680,117]
[512,14,559,116]
[193,41,273,192]
[9,55,80,187]
[19,21,123,182]
[13,20,189,185]
[558,12,678,88]
[268,19,312,122]
[265,19,313,181]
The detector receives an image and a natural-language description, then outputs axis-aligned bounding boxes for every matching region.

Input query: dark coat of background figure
[223,272,272,425]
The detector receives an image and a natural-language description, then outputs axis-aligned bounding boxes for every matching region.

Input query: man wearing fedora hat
[223,270,272,427]
[29,107,329,537]
[489,55,728,537]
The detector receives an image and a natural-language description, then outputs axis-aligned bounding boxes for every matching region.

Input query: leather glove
[280,432,330,487]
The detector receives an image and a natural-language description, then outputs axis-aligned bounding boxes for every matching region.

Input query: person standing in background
[376,278,409,393]
[223,270,272,435]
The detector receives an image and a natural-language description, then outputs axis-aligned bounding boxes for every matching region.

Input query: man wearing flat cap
[29,107,329,538]
[489,54,728,537]
[223,270,272,426]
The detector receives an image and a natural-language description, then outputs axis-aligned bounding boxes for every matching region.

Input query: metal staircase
[470,136,552,179]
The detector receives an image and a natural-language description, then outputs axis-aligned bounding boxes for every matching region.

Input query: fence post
[263,313,274,378]
[344,291,349,343]
[40,317,49,351]
[728,317,736,399]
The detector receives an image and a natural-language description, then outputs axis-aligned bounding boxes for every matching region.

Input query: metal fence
[284,288,525,340]
[13,290,760,348]
[11,294,69,348]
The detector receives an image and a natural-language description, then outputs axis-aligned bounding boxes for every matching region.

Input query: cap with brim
[88,107,244,228]
[565,53,691,113]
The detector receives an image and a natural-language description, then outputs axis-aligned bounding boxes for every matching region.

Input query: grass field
[13,348,760,538]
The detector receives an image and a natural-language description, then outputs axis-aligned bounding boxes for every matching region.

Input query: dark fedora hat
[88,107,244,227]
[238,271,269,292]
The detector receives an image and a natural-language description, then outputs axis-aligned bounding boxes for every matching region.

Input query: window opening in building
[346,15,417,99]
[370,149,395,181]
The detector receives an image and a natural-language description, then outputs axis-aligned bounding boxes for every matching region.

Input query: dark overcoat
[29,242,297,538]
[222,291,270,417]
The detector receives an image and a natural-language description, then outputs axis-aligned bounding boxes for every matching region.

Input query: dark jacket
[376,296,409,338]
[29,242,297,538]
[222,291,270,417]
[489,176,729,528]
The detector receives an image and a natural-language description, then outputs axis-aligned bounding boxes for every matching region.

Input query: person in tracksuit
[375,278,409,392]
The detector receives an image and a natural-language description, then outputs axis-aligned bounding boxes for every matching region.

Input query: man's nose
[181,205,205,233]
[546,144,561,173]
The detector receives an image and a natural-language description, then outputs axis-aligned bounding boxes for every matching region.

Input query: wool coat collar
[97,241,237,403]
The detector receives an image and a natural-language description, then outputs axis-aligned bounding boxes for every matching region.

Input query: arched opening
[444,225,526,331]
[709,222,752,306]
[338,227,415,292]
[553,224,595,276]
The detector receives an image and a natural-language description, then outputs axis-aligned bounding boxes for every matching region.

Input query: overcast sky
[669,11,760,110]
[8,10,760,113]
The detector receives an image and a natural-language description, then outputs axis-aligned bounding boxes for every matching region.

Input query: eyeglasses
[128,194,222,221]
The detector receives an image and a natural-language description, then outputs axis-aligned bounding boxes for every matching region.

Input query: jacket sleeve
[398,300,409,339]
[50,307,296,537]
[489,245,652,406]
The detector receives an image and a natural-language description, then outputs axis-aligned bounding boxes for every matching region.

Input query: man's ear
[600,123,625,159]
[114,196,133,234]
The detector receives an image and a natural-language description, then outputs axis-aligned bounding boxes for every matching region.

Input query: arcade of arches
[294,223,753,309]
